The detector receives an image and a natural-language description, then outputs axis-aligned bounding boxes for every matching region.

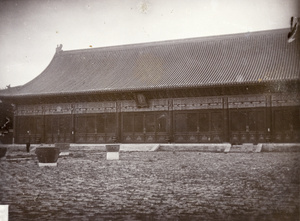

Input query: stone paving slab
[0,151,299,220]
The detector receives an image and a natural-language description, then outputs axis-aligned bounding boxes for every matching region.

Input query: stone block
[0,147,7,158]
[107,152,119,160]
[255,144,262,153]
[55,143,70,152]
[35,146,60,165]
[106,144,120,160]
[38,162,58,167]
[106,145,120,152]
[224,145,231,153]
[0,205,8,221]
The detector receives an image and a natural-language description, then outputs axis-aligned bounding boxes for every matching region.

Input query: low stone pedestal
[55,143,70,156]
[35,146,60,167]
[106,145,120,160]
[38,162,58,167]
[0,147,7,159]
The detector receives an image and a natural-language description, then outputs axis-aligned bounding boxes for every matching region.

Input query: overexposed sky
[0,0,299,89]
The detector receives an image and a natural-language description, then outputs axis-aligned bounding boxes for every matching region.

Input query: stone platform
[0,143,299,155]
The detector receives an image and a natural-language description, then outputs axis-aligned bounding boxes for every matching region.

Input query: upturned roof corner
[56,44,63,53]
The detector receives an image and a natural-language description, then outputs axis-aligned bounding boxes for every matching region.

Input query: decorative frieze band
[17,104,43,116]
[173,97,222,110]
[271,93,300,107]
[121,99,169,112]
[17,103,73,116]
[74,102,116,114]
[16,101,117,116]
[228,95,266,108]
[15,93,300,116]
[44,103,73,115]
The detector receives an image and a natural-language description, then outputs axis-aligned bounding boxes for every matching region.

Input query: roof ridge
[60,28,289,55]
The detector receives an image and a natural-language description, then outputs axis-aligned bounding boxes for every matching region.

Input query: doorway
[230,109,265,144]
[45,115,72,143]
[122,112,168,143]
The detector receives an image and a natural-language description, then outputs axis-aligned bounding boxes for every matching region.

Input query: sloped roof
[1,28,299,98]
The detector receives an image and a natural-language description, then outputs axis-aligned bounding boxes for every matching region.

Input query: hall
[0,28,299,144]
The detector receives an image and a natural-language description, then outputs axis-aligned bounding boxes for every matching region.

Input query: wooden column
[71,104,75,143]
[116,101,121,143]
[222,97,229,143]
[12,104,17,144]
[266,94,272,142]
[168,98,173,143]
[42,105,45,143]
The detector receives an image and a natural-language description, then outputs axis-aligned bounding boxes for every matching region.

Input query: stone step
[230,144,256,153]
[159,143,230,152]
[69,144,160,152]
[120,144,160,152]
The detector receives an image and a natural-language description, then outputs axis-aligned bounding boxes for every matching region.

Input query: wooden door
[17,116,43,144]
[45,115,72,143]
[230,109,265,144]
[273,107,300,143]
[122,113,144,142]
[173,111,223,143]
[75,114,117,143]
[122,112,168,143]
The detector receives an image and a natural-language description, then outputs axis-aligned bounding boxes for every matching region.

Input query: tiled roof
[1,28,299,98]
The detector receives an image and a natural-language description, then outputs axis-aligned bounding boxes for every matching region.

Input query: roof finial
[288,17,299,43]
[56,44,63,53]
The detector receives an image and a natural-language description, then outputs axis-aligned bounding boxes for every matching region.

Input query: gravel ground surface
[0,151,299,221]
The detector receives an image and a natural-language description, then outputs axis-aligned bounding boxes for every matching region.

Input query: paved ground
[0,150,299,220]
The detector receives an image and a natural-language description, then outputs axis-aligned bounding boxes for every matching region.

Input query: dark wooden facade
[13,87,300,144]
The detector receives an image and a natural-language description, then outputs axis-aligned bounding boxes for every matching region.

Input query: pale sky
[0,0,299,89]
